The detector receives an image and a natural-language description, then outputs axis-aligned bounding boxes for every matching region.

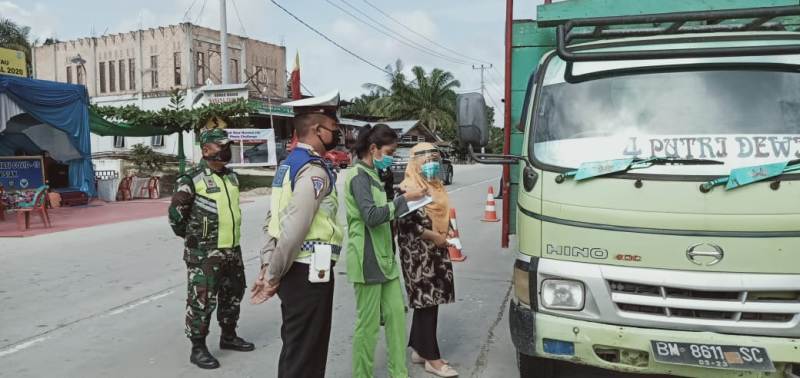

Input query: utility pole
[473,63,492,153]
[220,0,230,84]
[472,63,492,98]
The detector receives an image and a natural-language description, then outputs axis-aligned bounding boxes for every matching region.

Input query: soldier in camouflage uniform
[168,128,255,369]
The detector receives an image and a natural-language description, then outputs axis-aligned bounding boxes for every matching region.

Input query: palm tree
[383,66,461,133]
[0,18,33,75]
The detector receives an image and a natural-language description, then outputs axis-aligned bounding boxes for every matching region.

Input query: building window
[231,59,239,83]
[99,62,106,93]
[66,66,73,84]
[151,135,164,147]
[129,58,136,90]
[113,136,125,148]
[118,60,125,92]
[150,55,158,88]
[76,66,84,85]
[109,61,116,92]
[174,52,182,86]
[196,52,205,85]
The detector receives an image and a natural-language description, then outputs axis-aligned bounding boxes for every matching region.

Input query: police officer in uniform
[169,128,255,369]
[251,91,344,378]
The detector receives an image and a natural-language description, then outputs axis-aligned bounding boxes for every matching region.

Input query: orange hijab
[399,143,450,235]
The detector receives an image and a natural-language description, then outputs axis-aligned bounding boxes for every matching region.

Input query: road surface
[1,164,531,378]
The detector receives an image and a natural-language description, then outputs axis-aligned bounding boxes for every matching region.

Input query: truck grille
[608,281,800,324]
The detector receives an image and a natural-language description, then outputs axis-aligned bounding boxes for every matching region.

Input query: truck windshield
[532,69,800,175]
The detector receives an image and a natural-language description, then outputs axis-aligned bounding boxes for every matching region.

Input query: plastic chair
[0,187,5,221]
[147,176,160,199]
[15,185,51,231]
[117,176,132,201]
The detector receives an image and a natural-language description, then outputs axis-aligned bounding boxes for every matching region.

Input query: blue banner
[0,157,45,191]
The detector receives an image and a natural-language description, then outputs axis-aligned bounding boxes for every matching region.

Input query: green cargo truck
[456,1,800,377]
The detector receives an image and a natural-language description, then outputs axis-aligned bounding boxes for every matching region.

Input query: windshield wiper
[701,159,800,192]
[557,156,724,182]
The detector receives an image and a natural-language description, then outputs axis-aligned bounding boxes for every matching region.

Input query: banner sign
[0,157,45,191]
[0,47,27,77]
[225,128,273,142]
[622,135,800,160]
[225,128,277,167]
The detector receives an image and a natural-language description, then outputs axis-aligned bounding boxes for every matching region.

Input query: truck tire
[518,353,556,378]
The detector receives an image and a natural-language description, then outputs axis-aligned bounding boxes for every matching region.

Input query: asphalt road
[1,164,528,378]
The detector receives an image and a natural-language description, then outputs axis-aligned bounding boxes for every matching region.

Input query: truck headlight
[541,279,585,311]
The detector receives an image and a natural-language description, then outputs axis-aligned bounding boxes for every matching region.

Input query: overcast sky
[2,0,543,125]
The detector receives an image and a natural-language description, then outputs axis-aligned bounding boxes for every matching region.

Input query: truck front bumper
[524,311,800,377]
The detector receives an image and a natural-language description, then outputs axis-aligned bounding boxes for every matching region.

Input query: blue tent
[0,74,96,196]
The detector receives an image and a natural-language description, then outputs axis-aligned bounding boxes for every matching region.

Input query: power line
[268,0,393,76]
[183,0,200,22]
[195,0,208,25]
[329,0,470,66]
[361,0,493,65]
[231,0,248,36]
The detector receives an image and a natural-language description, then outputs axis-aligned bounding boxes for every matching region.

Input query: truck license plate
[650,341,775,372]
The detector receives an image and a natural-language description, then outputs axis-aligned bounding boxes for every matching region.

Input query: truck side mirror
[456,93,489,149]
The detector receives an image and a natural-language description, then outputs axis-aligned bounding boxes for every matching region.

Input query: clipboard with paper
[400,196,433,217]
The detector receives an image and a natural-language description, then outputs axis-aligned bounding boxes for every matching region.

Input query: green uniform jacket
[345,161,409,284]
[168,160,242,262]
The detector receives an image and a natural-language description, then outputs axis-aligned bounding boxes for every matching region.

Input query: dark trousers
[276,262,335,378]
[409,305,441,360]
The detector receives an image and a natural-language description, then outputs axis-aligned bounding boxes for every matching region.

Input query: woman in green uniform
[345,124,426,378]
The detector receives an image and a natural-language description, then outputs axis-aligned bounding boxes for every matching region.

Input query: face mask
[318,127,340,151]
[421,161,441,180]
[373,154,394,170]
[206,145,232,163]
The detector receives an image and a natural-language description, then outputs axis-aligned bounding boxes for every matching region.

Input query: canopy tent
[0,75,96,196]
[89,108,189,172]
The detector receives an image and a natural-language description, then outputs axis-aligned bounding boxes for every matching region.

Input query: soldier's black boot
[189,337,220,369]
[220,328,255,352]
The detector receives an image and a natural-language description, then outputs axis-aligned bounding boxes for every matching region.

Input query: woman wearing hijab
[397,143,458,377]
[345,124,427,378]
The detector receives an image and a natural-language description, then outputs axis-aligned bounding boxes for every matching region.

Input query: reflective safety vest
[267,147,343,262]
[191,167,242,249]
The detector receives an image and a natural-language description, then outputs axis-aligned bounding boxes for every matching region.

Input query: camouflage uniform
[169,159,245,339]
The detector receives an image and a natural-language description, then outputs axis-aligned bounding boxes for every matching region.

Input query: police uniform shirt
[260,144,334,284]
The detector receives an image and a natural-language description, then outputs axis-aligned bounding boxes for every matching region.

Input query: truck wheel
[518,353,555,378]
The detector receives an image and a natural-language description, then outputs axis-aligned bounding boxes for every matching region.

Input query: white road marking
[448,177,499,194]
[107,290,174,316]
[0,336,49,358]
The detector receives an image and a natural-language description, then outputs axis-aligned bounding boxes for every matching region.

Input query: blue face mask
[373,154,394,170]
[421,162,441,180]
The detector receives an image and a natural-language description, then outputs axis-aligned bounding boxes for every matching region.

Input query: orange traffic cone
[482,186,500,222]
[448,208,466,262]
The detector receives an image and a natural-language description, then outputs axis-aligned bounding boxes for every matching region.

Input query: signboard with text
[0,157,45,191]
[0,47,27,77]
[225,128,277,167]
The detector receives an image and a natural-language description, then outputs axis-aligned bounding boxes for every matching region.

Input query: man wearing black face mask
[168,128,254,370]
[251,91,344,378]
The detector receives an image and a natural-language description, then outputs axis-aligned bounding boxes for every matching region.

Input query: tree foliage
[0,18,33,76]
[129,144,166,176]
[91,89,255,133]
[349,60,502,155]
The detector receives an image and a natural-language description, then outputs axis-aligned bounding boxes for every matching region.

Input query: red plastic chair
[15,185,51,231]
[117,176,132,201]
[0,187,6,221]
[147,176,160,199]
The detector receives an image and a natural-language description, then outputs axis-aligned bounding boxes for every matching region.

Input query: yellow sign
[204,116,228,129]
[0,47,27,77]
